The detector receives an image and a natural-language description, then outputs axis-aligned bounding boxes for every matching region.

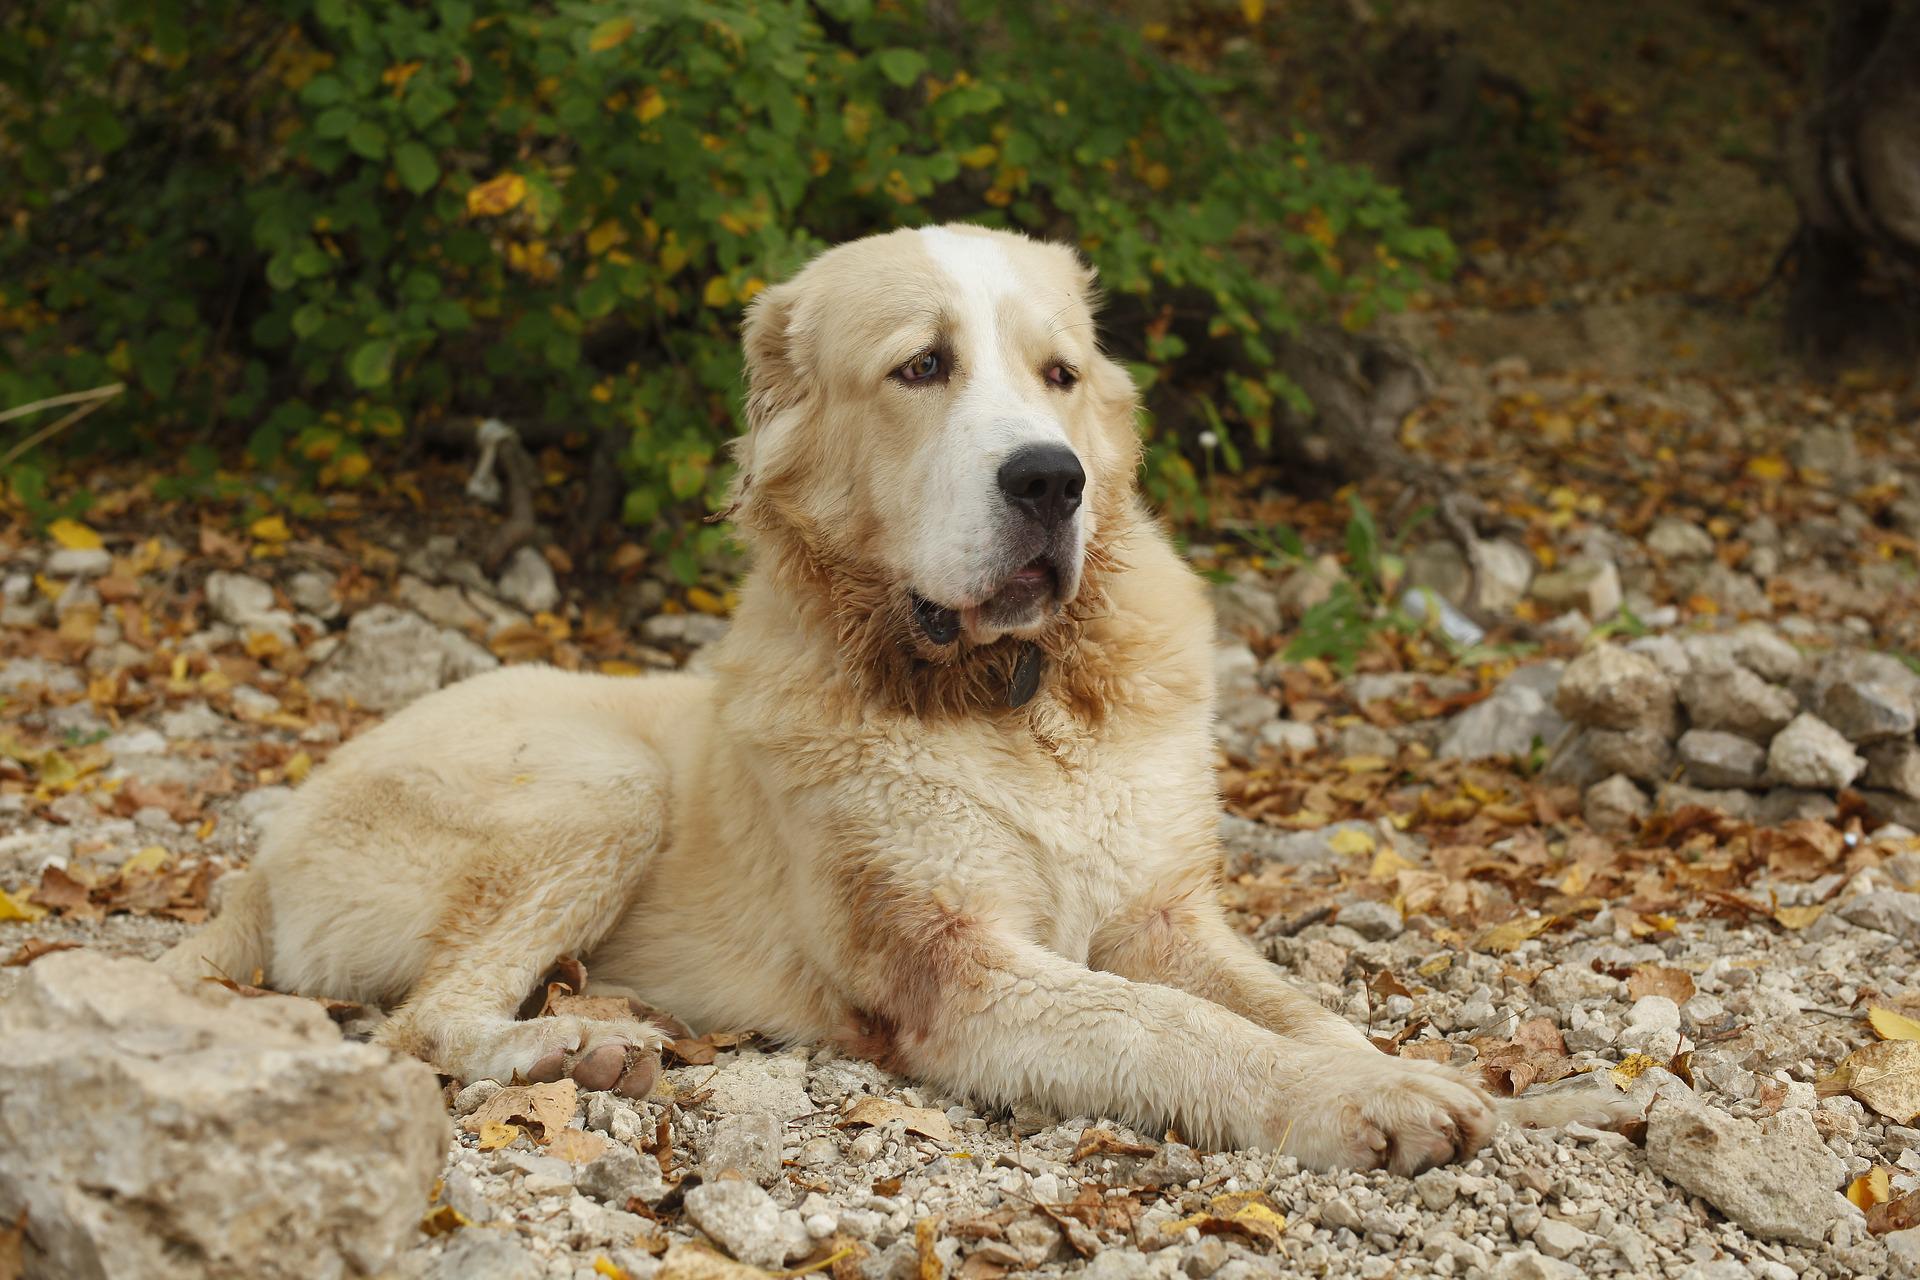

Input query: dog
[164,224,1619,1172]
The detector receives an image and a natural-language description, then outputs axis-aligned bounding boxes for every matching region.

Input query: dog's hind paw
[440,1014,667,1097]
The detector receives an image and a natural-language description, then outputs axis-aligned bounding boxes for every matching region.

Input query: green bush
[1,0,1451,571]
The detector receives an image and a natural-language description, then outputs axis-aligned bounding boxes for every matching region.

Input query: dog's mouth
[912,556,1064,646]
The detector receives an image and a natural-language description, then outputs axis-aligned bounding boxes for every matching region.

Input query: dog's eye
[1045,362,1078,389]
[897,351,941,383]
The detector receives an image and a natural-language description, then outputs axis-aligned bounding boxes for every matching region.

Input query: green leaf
[875,49,928,87]
[347,120,388,160]
[394,142,439,194]
[348,340,397,389]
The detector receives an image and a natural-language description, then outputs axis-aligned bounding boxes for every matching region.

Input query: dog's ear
[1052,246,1145,483]
[727,280,811,517]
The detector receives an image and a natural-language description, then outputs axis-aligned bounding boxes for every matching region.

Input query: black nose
[997,444,1085,528]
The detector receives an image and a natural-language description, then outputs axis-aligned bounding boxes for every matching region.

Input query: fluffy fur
[162,225,1626,1171]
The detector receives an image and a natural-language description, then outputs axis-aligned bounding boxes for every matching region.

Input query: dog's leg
[1092,876,1638,1144]
[373,792,671,1094]
[854,910,1492,1173]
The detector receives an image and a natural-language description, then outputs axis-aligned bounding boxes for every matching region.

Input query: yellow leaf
[1609,1053,1661,1089]
[48,518,103,551]
[702,276,733,308]
[686,586,730,616]
[477,1121,524,1150]
[1338,754,1391,774]
[121,846,169,875]
[467,172,527,218]
[593,1259,632,1280]
[1773,904,1824,930]
[246,513,290,544]
[1871,1007,1920,1043]
[1328,826,1376,858]
[1368,845,1414,881]
[599,660,646,677]
[586,221,626,255]
[1745,454,1791,482]
[1849,1167,1892,1211]
[420,1204,469,1237]
[588,17,634,52]
[1476,914,1558,954]
[1416,953,1453,978]
[547,1128,611,1164]
[1241,0,1266,21]
[0,886,48,922]
[635,87,667,123]
[958,144,998,170]
[285,751,313,785]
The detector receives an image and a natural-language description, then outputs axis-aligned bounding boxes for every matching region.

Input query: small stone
[1413,1168,1459,1211]
[1656,782,1758,820]
[1679,665,1798,741]
[1492,1250,1579,1280]
[1809,650,1920,743]
[1257,719,1317,756]
[203,571,280,627]
[682,1180,812,1269]
[1275,555,1343,621]
[1553,644,1678,734]
[453,1079,503,1115]
[1619,995,1682,1057]
[1646,517,1716,561]
[1586,727,1673,784]
[1530,559,1622,619]
[1755,787,1839,825]
[1211,576,1282,637]
[1334,722,1397,759]
[1867,741,1920,799]
[1676,729,1767,789]
[1836,891,1920,944]
[498,545,561,614]
[45,546,112,577]
[1767,713,1866,789]
[419,1230,547,1280]
[1135,1142,1205,1188]
[1472,539,1534,615]
[1337,900,1403,941]
[1583,774,1649,834]
[307,605,499,712]
[1726,624,1803,682]
[1643,1098,1843,1245]
[286,570,339,618]
[1530,1218,1592,1260]
[701,1112,782,1184]
[1438,662,1567,761]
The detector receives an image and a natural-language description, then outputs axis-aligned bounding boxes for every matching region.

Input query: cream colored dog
[165,224,1613,1172]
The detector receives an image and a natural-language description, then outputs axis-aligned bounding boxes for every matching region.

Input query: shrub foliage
[1,0,1451,567]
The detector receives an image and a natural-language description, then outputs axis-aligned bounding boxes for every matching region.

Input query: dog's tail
[157,869,273,987]
[1497,1087,1642,1132]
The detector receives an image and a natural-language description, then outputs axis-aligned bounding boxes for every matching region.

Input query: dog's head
[730,225,1140,653]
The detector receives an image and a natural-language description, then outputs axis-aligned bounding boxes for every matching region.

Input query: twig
[0,383,125,469]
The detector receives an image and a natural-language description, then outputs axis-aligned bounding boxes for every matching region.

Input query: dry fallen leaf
[1609,1053,1662,1089]
[1848,1166,1892,1212]
[420,1203,469,1237]
[1070,1129,1157,1162]
[467,1079,578,1141]
[1772,904,1824,930]
[2,938,81,967]
[1158,1191,1288,1250]
[1476,914,1559,954]
[548,1128,612,1163]
[1625,965,1696,1005]
[478,1121,525,1151]
[0,887,46,923]
[839,1096,956,1143]
[1870,1189,1920,1235]
[0,1210,22,1280]
[1869,1007,1920,1043]
[1818,1041,1920,1123]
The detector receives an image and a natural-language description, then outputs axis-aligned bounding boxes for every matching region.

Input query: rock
[1333,722,1397,759]
[308,605,499,711]
[1888,1227,1920,1278]
[1677,730,1767,789]
[1656,782,1759,820]
[286,569,340,618]
[1584,775,1650,834]
[1643,1099,1843,1246]
[1679,666,1797,741]
[1438,662,1567,760]
[638,612,732,648]
[1413,1168,1459,1212]
[1627,634,1691,682]
[1219,816,1388,868]
[1766,714,1866,790]
[1586,727,1674,784]
[1726,625,1803,682]
[701,1112,782,1184]
[1755,788,1840,825]
[1553,644,1679,735]
[1867,741,1920,798]
[1212,643,1272,753]
[705,1050,814,1124]
[1135,1142,1205,1188]
[46,546,112,577]
[498,545,561,614]
[204,571,278,627]
[1530,559,1621,619]
[418,1230,547,1279]
[1211,576,1282,637]
[578,1141,671,1208]
[1619,995,1682,1058]
[1792,424,1859,482]
[1835,891,1920,944]
[1866,790,1920,830]
[681,1180,811,1269]
[1492,1250,1580,1280]
[1541,728,1607,790]
[1257,719,1317,756]
[1274,555,1343,621]
[1472,539,1534,614]
[1692,563,1771,617]
[1530,1218,1593,1260]
[1337,900,1403,941]
[1647,517,1716,561]
[1807,651,1920,744]
[0,952,447,1279]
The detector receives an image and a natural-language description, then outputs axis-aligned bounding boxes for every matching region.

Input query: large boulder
[0,951,449,1280]
[1644,1099,1843,1246]
[307,604,499,712]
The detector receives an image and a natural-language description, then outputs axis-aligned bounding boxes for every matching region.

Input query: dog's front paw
[1279,1051,1495,1175]
[450,1015,665,1098]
